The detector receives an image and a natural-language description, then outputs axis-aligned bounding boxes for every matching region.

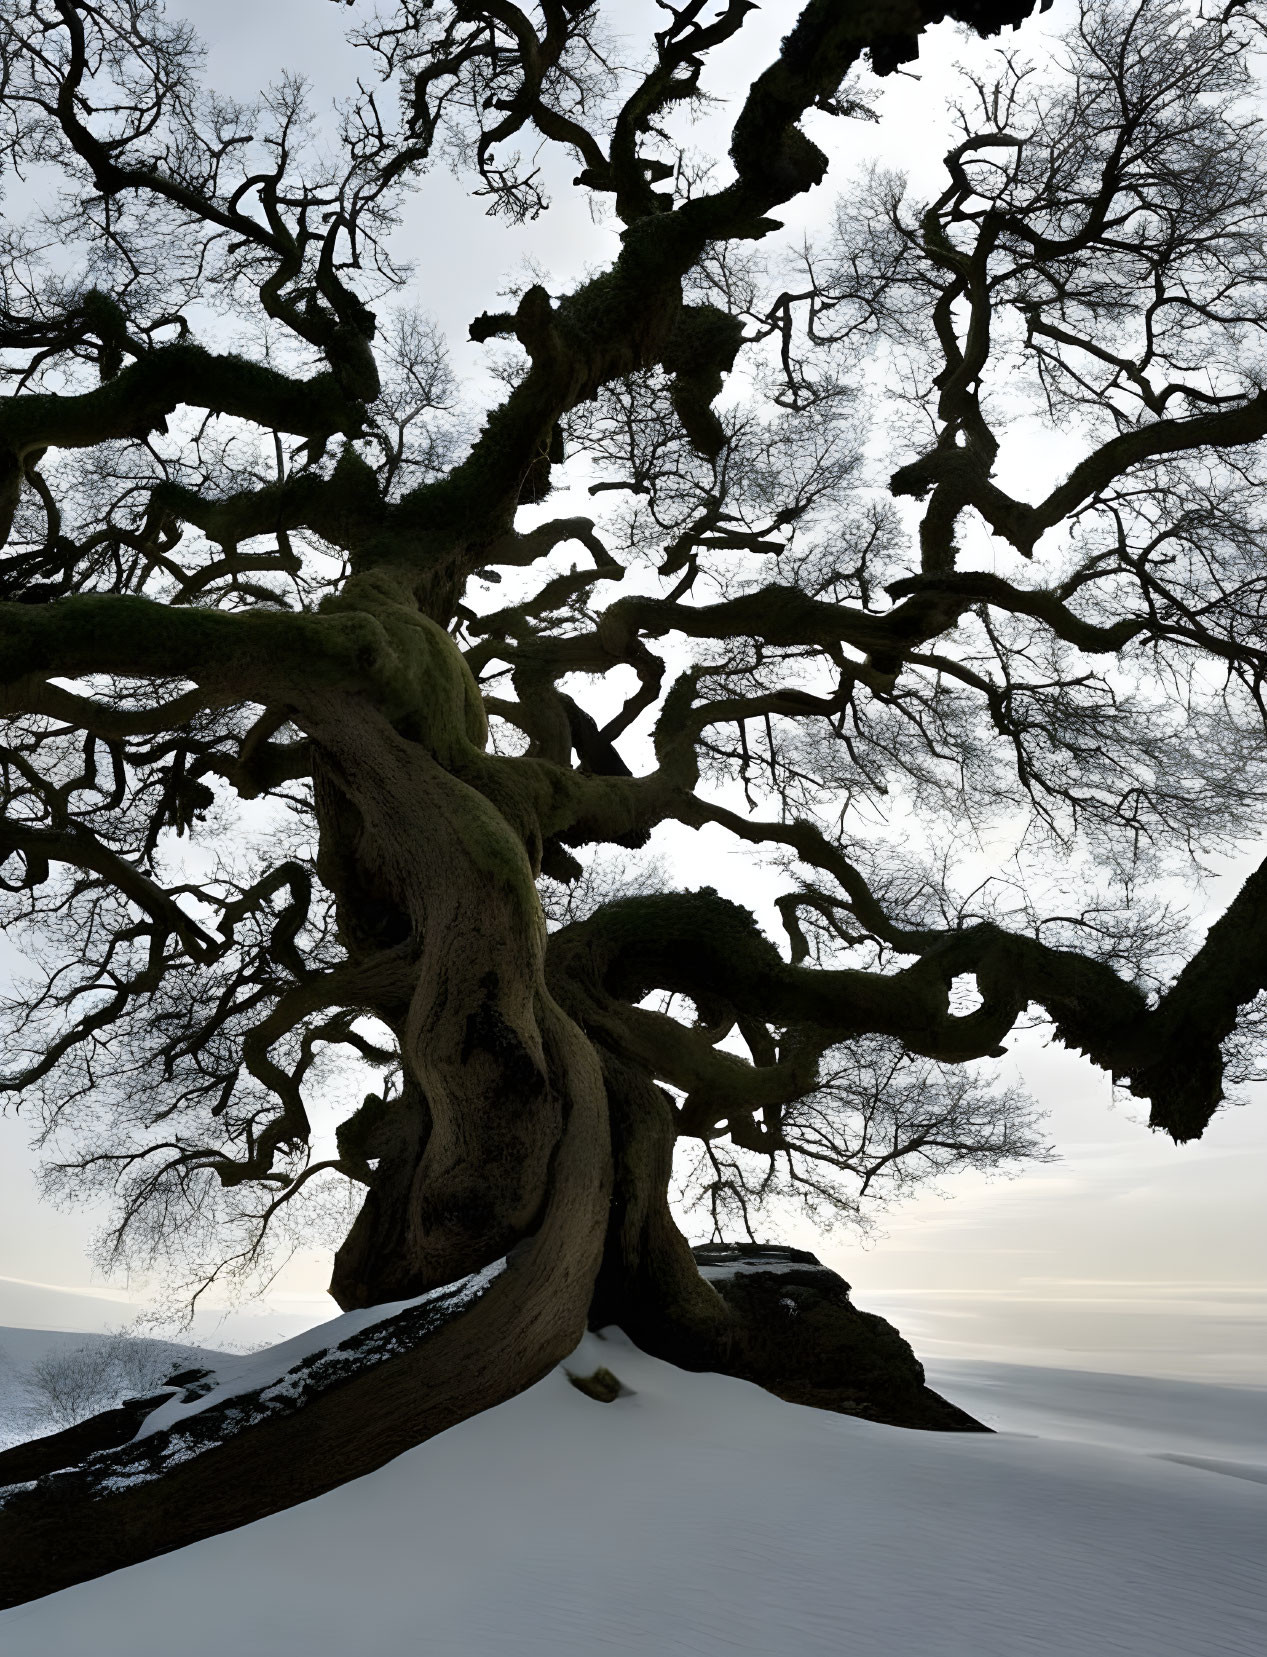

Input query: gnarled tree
[2,0,1267,1602]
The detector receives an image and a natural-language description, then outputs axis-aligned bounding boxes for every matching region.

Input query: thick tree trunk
[297,687,579,1303]
[0,1004,977,1612]
[589,1056,985,1432]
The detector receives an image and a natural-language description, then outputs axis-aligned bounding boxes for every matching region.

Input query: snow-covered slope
[0,1326,221,1376]
[0,1326,222,1450]
[925,1357,1267,1463]
[1,1329,1262,1657]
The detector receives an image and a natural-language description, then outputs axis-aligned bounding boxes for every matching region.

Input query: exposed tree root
[0,1065,610,1611]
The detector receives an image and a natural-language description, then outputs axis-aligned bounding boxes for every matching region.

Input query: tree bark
[295,683,580,1302]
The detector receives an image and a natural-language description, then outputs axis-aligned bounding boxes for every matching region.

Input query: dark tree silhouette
[2,0,1267,1602]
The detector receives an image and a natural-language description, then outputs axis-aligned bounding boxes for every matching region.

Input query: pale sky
[0,0,1262,1383]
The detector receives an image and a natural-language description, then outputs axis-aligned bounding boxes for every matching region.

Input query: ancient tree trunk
[588,1056,984,1432]
[295,679,586,1304]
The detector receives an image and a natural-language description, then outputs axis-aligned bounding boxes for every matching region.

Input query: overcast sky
[0,0,1262,1382]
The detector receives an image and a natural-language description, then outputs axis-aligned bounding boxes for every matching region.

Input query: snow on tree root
[0,1261,506,1513]
[0,1239,602,1612]
[137,1259,507,1444]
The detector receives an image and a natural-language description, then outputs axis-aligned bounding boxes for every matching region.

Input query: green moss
[566,1366,625,1403]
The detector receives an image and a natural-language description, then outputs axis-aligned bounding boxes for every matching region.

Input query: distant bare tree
[20,1332,191,1432]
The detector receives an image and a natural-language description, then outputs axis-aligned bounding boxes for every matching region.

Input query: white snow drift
[0,1327,1262,1657]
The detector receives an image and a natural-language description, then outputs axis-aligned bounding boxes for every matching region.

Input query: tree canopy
[2,0,1267,1590]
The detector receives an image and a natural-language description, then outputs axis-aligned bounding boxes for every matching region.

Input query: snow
[924,1358,1267,1463]
[0,1325,206,1391]
[0,1327,221,1451]
[2,1329,1262,1656]
[134,1258,506,1439]
[696,1259,816,1280]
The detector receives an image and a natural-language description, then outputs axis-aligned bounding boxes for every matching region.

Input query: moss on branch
[0,346,362,534]
[0,591,429,724]
[546,880,1265,1141]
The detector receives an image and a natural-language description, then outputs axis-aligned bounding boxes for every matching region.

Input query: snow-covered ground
[1,1327,1262,1656]
[925,1357,1267,1467]
[0,1327,221,1450]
